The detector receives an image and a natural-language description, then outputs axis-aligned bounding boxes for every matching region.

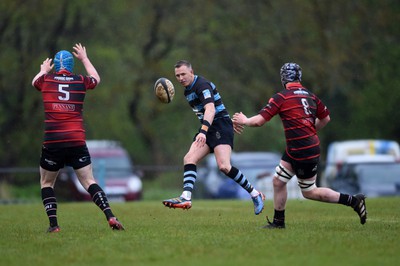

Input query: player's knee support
[297,179,316,192]
[275,164,295,183]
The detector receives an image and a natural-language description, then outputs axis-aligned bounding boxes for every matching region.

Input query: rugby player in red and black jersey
[32,43,124,232]
[232,63,367,228]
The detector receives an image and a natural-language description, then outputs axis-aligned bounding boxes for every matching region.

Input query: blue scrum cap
[54,50,74,72]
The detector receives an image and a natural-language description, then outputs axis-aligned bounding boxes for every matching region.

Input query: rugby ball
[154,77,175,104]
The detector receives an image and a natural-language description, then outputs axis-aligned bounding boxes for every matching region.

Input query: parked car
[321,139,400,186]
[55,140,143,202]
[197,151,303,200]
[330,161,400,197]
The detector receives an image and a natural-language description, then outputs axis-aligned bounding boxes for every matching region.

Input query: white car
[321,139,400,187]
[331,160,400,197]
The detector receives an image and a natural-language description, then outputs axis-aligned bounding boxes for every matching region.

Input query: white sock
[250,189,260,198]
[181,191,192,200]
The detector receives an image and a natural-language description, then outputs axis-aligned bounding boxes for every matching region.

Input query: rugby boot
[163,196,192,210]
[252,192,265,215]
[352,193,367,224]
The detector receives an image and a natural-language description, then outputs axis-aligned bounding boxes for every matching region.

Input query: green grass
[0,198,399,266]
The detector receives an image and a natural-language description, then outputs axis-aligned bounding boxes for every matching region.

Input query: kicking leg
[214,145,265,215]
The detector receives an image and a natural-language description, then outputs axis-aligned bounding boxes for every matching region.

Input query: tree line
[0,0,398,176]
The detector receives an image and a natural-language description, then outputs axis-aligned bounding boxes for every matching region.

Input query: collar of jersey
[186,75,198,90]
[56,69,72,75]
[286,82,302,90]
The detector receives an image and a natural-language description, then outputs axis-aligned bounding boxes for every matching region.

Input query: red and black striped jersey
[259,82,329,162]
[33,71,97,148]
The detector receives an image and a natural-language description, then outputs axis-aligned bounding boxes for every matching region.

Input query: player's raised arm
[32,58,53,86]
[72,43,101,84]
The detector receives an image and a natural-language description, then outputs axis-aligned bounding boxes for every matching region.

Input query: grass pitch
[0,198,399,266]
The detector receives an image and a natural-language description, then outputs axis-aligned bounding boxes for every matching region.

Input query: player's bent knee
[275,164,295,183]
[218,164,231,174]
[301,190,314,200]
[272,176,286,188]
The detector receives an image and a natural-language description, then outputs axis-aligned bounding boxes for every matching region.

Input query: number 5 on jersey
[58,84,70,101]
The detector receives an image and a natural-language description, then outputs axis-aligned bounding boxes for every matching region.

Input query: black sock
[41,187,58,227]
[338,193,356,206]
[88,183,114,220]
[183,164,197,193]
[274,209,285,225]
[226,166,253,193]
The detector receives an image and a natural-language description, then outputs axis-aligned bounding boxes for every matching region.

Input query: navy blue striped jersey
[184,75,229,121]
[258,82,330,162]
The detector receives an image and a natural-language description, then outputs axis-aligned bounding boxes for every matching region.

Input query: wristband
[202,120,211,128]
[201,120,211,133]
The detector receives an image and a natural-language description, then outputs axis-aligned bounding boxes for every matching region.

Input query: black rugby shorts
[40,145,91,171]
[194,117,234,152]
[282,151,319,179]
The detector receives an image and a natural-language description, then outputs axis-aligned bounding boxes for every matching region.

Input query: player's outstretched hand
[72,43,88,61]
[232,112,247,125]
[232,119,244,134]
[41,58,53,73]
[232,112,247,134]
